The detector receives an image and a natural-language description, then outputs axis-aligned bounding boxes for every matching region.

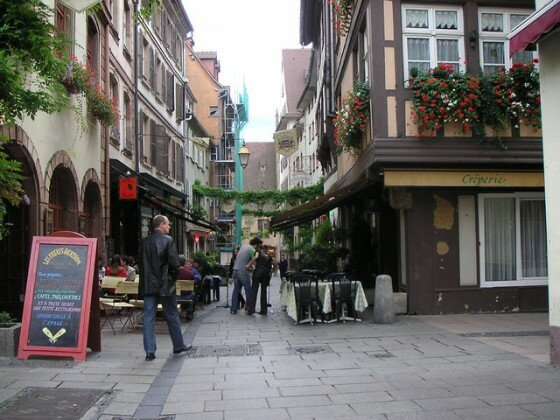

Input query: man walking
[138,215,190,361]
[231,237,262,314]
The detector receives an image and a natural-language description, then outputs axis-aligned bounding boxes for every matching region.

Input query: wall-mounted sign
[273,128,299,157]
[119,177,137,200]
[384,170,544,188]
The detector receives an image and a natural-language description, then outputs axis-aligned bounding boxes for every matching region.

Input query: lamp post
[234,140,250,246]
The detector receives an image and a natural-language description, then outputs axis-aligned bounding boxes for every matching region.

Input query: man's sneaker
[145,353,156,361]
[173,345,192,355]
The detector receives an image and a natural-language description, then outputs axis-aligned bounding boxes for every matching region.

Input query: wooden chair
[176,280,196,320]
[100,281,136,334]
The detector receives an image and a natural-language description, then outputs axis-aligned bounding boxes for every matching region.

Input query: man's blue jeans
[143,294,185,355]
[231,269,251,312]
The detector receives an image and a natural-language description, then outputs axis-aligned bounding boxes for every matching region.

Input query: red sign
[194,234,200,244]
[119,177,137,200]
[18,235,98,361]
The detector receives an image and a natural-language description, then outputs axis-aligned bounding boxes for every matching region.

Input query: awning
[140,172,188,201]
[142,193,218,231]
[270,178,373,231]
[509,0,560,56]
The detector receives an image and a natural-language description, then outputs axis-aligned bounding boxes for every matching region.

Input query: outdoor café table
[282,280,368,322]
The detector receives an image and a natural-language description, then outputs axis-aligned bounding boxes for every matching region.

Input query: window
[123,1,132,53]
[55,1,74,56]
[209,106,218,117]
[479,9,535,74]
[402,5,465,79]
[478,193,547,287]
[87,17,100,84]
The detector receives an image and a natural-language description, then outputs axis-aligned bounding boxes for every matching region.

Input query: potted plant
[333,79,370,157]
[0,311,21,357]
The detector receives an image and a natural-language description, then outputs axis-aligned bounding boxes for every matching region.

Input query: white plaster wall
[540,33,560,327]
[19,4,102,193]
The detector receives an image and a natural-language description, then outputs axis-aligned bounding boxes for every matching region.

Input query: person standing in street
[247,244,275,315]
[138,215,190,361]
[231,237,262,314]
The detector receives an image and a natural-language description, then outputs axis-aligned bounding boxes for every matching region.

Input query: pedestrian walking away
[230,237,262,313]
[138,214,191,361]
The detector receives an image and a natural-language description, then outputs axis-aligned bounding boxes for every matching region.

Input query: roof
[281,49,312,115]
[509,0,560,55]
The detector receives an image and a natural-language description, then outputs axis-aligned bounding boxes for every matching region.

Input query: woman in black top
[247,245,274,315]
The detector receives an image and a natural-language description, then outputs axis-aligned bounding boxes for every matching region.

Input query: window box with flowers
[334,80,370,157]
[330,0,355,36]
[410,61,541,145]
[86,86,120,127]
[60,56,90,95]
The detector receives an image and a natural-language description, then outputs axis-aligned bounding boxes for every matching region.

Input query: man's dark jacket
[138,230,179,298]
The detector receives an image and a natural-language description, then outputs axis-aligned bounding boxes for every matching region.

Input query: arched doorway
[49,166,79,233]
[0,142,40,318]
[82,180,102,240]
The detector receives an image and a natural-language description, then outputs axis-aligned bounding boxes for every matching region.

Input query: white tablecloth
[281,280,368,322]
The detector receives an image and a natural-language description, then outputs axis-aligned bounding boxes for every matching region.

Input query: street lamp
[238,142,251,169]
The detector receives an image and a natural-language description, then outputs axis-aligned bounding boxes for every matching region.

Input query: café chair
[292,273,321,324]
[100,281,136,334]
[331,275,358,322]
[176,280,196,321]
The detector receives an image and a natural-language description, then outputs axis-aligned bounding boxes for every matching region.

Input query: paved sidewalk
[0,275,558,419]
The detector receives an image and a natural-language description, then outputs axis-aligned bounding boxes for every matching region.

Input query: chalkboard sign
[18,236,97,361]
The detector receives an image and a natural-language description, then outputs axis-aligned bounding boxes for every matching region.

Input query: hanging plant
[330,0,355,36]
[60,56,91,95]
[86,86,120,127]
[333,80,370,157]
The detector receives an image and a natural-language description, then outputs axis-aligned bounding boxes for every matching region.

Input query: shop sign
[119,177,137,200]
[273,128,299,157]
[384,170,544,188]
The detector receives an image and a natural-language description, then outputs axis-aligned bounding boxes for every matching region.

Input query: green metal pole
[234,137,243,246]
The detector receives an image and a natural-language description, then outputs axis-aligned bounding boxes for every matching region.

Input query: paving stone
[205,397,268,411]
[447,384,515,397]
[223,408,290,420]
[478,392,551,406]
[453,405,537,419]
[287,403,357,418]
[351,400,423,415]
[174,411,224,420]
[166,389,221,403]
[414,396,489,410]
[520,401,560,418]
[267,394,331,408]
[223,386,280,399]
[100,401,139,416]
[267,377,324,388]
[279,384,336,396]
[387,410,462,419]
[388,387,455,400]
[329,390,394,404]
[161,400,204,415]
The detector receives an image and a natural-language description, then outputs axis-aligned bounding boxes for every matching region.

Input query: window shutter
[171,141,177,179]
[175,82,183,119]
[163,134,170,175]
[139,110,144,162]
[150,120,158,166]
[166,72,174,111]
[138,32,144,77]
[179,144,184,182]
[155,125,166,171]
[149,48,155,89]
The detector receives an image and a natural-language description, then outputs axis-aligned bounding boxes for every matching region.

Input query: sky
[182,0,302,142]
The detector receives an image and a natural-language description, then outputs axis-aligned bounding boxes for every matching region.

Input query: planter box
[0,324,21,357]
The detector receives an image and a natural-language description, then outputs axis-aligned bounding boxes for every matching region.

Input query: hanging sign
[119,177,138,200]
[274,128,299,157]
[18,235,98,361]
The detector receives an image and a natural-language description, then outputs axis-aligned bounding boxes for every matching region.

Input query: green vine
[193,179,324,207]
[242,208,281,218]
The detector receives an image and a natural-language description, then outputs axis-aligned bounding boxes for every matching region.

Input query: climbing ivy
[192,179,324,208]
